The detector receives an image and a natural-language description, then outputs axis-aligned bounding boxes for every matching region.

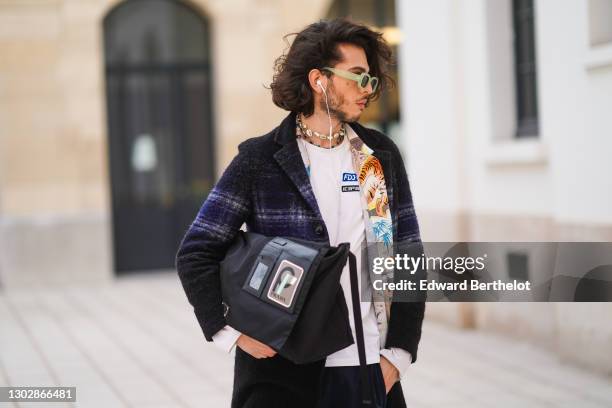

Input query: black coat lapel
[273,112,323,216]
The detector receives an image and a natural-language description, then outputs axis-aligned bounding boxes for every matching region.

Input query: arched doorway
[103,0,214,274]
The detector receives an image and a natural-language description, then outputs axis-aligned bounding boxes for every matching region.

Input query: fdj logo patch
[342,172,357,182]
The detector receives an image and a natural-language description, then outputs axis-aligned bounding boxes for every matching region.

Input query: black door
[104,0,214,273]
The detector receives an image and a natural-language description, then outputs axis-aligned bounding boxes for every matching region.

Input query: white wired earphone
[316,79,334,149]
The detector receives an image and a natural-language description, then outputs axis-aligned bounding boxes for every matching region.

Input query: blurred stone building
[397,0,612,375]
[0,0,399,284]
[0,0,335,285]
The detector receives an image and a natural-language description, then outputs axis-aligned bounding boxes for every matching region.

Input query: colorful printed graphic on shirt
[355,151,392,246]
[346,127,395,346]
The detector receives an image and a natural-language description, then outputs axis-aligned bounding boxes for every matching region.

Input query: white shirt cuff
[380,348,413,378]
[211,325,242,353]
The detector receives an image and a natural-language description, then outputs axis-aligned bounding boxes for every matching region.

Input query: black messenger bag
[220,231,375,406]
[220,231,353,363]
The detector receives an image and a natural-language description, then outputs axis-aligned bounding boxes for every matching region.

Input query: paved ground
[1,272,611,408]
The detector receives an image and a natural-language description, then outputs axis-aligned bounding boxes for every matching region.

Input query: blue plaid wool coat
[176,112,424,408]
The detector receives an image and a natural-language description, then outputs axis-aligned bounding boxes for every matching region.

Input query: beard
[318,82,361,123]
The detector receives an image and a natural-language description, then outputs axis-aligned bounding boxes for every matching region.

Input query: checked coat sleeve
[383,144,426,363]
[175,146,252,341]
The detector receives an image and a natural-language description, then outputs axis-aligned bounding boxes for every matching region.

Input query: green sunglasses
[322,67,379,92]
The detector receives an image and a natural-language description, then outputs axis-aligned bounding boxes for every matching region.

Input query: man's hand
[380,355,399,394]
[236,334,277,359]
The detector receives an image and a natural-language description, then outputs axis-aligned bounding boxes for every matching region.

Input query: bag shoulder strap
[348,251,373,407]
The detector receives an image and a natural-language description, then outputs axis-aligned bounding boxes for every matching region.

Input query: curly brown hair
[270,18,394,116]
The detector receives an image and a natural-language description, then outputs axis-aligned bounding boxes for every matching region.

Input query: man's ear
[308,68,327,93]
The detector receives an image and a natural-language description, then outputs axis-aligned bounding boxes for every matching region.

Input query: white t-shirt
[212,125,412,375]
[296,130,381,366]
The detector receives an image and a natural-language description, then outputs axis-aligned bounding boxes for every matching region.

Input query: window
[507,252,530,282]
[589,0,612,46]
[512,0,539,137]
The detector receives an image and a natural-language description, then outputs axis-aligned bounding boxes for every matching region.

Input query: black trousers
[317,363,387,408]
[232,348,406,408]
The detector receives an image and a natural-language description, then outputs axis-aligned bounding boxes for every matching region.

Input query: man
[176,18,424,408]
